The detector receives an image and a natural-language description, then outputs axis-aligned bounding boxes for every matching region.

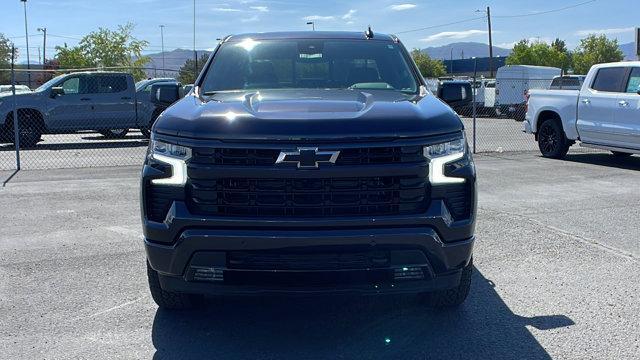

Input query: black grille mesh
[188,176,429,217]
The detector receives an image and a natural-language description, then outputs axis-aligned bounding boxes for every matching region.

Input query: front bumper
[146,226,474,295]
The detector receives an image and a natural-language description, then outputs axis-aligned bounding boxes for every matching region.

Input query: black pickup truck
[141,31,476,309]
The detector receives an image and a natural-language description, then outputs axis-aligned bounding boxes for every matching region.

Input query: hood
[154,89,463,141]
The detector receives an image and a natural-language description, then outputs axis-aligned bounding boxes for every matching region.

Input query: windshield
[35,74,66,92]
[201,39,419,94]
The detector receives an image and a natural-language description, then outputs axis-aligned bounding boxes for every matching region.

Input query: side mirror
[50,87,65,98]
[636,85,640,95]
[151,84,180,105]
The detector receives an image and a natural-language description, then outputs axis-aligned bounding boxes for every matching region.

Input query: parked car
[0,85,31,94]
[142,31,477,310]
[437,80,473,116]
[135,78,180,138]
[495,65,561,121]
[549,75,586,90]
[525,61,640,158]
[0,72,181,147]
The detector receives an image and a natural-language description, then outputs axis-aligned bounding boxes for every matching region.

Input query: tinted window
[90,75,128,94]
[201,39,418,93]
[563,78,581,87]
[550,78,563,87]
[591,67,627,92]
[440,83,468,101]
[625,68,640,93]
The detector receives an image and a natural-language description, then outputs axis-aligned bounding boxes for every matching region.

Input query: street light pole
[306,21,315,31]
[37,27,46,66]
[160,25,165,76]
[20,0,31,88]
[193,0,198,80]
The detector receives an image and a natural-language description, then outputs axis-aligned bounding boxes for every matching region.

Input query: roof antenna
[365,25,374,39]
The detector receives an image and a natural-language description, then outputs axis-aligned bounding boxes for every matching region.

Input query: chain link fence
[0,66,199,170]
[1,69,600,171]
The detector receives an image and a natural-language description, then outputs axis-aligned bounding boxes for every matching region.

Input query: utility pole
[160,25,165,76]
[37,27,46,66]
[20,0,31,88]
[450,47,453,74]
[486,6,494,78]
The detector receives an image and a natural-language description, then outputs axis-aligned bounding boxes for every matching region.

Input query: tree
[506,39,571,71]
[572,34,624,75]
[178,53,209,84]
[411,49,446,78]
[54,23,150,80]
[0,33,16,83]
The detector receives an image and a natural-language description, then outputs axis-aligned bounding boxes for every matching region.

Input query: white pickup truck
[524,61,640,158]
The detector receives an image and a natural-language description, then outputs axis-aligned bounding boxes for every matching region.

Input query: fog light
[192,266,224,282]
[393,266,424,280]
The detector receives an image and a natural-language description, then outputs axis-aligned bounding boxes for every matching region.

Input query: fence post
[11,46,21,170]
[472,57,477,154]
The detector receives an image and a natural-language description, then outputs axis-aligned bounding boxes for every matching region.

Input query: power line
[396,16,485,35]
[395,0,597,35]
[493,0,597,18]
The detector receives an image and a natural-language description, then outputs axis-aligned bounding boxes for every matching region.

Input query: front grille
[228,251,391,270]
[191,146,424,166]
[188,176,429,217]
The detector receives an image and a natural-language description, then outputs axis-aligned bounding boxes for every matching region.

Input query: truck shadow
[561,153,640,171]
[151,269,573,359]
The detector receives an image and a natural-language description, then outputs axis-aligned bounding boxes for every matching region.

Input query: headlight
[149,140,191,186]
[424,136,466,184]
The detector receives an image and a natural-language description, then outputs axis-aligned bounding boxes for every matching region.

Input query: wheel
[537,119,570,159]
[422,258,473,308]
[611,151,632,158]
[147,261,198,310]
[99,129,129,139]
[17,121,42,148]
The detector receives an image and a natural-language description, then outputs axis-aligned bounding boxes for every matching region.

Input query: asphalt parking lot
[1,152,638,359]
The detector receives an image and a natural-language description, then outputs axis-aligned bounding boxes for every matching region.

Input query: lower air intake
[192,267,224,282]
[393,267,425,280]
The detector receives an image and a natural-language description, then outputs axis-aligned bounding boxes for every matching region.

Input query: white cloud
[212,7,241,12]
[420,30,488,43]
[389,4,416,11]
[342,9,356,20]
[250,6,269,12]
[303,15,335,21]
[241,15,259,22]
[575,27,634,36]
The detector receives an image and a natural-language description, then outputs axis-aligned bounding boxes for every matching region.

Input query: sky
[0,0,638,63]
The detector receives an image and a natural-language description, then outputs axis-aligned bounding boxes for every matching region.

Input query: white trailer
[495,65,561,121]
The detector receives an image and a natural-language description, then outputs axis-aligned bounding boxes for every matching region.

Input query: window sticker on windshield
[387,44,394,49]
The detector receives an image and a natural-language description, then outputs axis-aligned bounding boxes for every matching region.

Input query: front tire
[99,129,129,139]
[422,258,473,308]
[147,261,199,310]
[17,122,42,148]
[538,119,570,159]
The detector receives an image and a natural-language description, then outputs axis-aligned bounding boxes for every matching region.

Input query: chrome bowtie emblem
[275,147,340,169]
